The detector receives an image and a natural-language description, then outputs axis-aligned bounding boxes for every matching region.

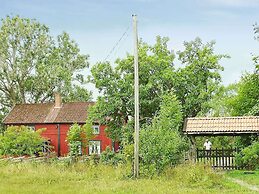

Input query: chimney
[54,93,62,108]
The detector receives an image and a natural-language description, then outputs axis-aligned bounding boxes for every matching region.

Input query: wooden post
[190,136,196,162]
[133,14,139,178]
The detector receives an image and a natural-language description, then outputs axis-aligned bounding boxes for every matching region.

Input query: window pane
[89,141,101,155]
[92,125,100,134]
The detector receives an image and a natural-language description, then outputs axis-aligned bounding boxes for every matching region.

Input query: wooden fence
[196,148,239,170]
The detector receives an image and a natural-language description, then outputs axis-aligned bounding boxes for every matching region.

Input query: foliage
[175,38,229,118]
[89,36,226,142]
[0,122,4,134]
[253,23,259,70]
[67,123,93,157]
[0,16,91,122]
[89,36,175,141]
[195,136,236,149]
[0,125,46,156]
[200,84,237,117]
[227,72,259,116]
[100,146,125,165]
[139,92,188,175]
[236,141,259,170]
[234,135,258,149]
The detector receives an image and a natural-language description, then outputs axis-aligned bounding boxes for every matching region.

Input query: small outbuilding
[183,116,259,169]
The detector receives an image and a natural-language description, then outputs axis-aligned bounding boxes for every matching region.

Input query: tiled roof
[3,102,94,124]
[54,102,94,123]
[183,116,259,135]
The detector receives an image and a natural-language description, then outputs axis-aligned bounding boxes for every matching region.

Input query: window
[89,140,101,155]
[92,125,100,134]
[27,125,35,130]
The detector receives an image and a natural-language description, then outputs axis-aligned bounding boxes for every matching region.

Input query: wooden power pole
[133,14,139,178]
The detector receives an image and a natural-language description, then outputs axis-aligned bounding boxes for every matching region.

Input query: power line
[111,32,130,60]
[104,26,130,62]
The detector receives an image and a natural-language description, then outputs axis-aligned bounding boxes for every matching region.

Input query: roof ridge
[188,116,259,120]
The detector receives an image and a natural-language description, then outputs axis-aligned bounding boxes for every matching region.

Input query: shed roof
[183,116,259,135]
[3,102,94,125]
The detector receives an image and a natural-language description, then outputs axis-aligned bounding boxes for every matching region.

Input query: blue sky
[1,0,259,97]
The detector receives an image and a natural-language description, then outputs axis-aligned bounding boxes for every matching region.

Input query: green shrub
[236,141,259,170]
[0,125,46,156]
[139,92,189,176]
[100,146,125,165]
[67,123,93,157]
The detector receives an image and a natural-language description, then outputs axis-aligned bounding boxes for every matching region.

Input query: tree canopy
[0,16,91,118]
[174,38,228,118]
[226,67,259,116]
[89,36,227,141]
[89,36,175,140]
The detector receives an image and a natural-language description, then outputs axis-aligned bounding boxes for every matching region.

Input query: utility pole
[133,14,139,178]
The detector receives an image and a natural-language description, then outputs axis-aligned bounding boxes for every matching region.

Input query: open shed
[183,116,259,169]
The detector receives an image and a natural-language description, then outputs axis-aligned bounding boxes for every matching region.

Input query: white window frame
[92,125,100,135]
[88,140,101,155]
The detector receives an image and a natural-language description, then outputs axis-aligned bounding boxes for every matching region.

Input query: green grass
[0,160,254,194]
[226,170,259,186]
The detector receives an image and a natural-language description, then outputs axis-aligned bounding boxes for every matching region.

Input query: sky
[1,0,259,98]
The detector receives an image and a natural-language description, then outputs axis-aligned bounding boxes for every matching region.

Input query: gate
[196,148,239,169]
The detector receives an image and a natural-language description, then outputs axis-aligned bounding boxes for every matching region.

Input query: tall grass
[0,160,251,194]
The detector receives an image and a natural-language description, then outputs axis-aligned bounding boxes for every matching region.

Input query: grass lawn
[0,160,255,194]
[226,170,259,186]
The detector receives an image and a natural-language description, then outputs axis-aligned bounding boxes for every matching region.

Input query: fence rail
[196,148,239,170]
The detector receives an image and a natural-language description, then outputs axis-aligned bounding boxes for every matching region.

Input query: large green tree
[89,37,227,142]
[89,36,175,140]
[0,16,91,118]
[174,38,229,118]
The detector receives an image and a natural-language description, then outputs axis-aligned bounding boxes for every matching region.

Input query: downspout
[57,124,60,157]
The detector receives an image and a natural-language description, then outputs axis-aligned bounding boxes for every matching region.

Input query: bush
[139,92,189,175]
[0,125,46,156]
[236,141,259,170]
[100,146,125,165]
[67,123,93,157]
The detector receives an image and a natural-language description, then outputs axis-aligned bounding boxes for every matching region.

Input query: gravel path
[229,178,259,192]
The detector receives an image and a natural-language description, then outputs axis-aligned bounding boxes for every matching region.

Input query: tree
[89,37,227,142]
[227,70,259,116]
[202,84,237,117]
[174,38,229,118]
[89,36,175,141]
[67,123,93,157]
[236,141,259,170]
[0,16,91,119]
[139,92,188,175]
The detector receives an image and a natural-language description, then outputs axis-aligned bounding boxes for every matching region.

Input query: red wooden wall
[35,124,117,156]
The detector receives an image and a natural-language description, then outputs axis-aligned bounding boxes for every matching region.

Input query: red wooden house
[2,94,118,156]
